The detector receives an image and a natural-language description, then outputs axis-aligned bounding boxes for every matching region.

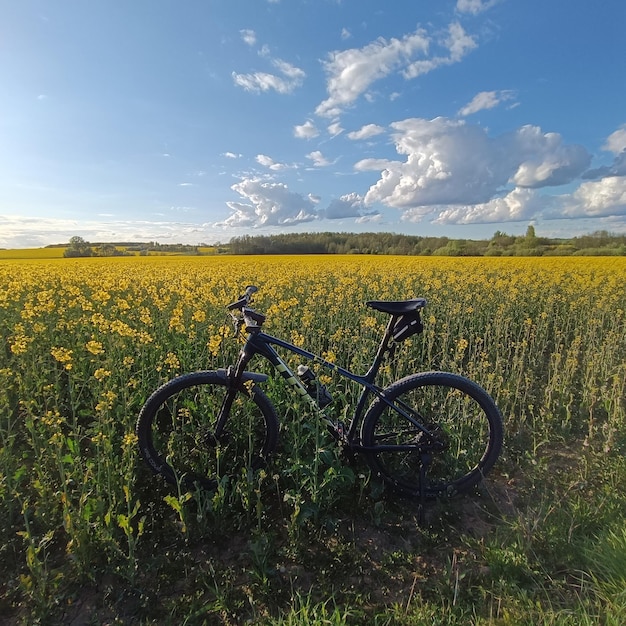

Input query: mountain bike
[136,285,504,509]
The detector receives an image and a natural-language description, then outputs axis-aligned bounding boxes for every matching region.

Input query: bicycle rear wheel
[361,371,503,498]
[136,371,279,490]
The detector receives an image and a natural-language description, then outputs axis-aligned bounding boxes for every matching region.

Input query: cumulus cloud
[347,124,386,140]
[402,23,476,80]
[359,117,591,215]
[509,125,591,188]
[351,120,626,227]
[556,176,626,218]
[255,154,296,171]
[323,192,380,221]
[431,187,544,224]
[293,120,320,139]
[315,27,430,117]
[458,90,516,116]
[223,179,319,227]
[604,125,626,154]
[306,151,333,167]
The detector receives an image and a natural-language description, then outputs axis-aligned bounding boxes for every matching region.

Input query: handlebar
[227,285,265,333]
[226,285,258,311]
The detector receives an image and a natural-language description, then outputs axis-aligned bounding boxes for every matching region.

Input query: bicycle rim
[361,372,503,498]
[137,372,278,490]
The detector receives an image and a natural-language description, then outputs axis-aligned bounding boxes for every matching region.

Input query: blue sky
[1,0,625,248]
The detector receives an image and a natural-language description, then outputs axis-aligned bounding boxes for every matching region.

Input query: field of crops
[1,255,625,624]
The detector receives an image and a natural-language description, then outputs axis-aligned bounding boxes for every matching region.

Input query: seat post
[363,314,396,384]
[347,315,397,441]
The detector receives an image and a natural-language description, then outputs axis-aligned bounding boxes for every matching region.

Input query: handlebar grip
[227,286,259,311]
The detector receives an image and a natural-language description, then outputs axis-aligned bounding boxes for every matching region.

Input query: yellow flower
[94,368,111,381]
[456,338,469,351]
[122,432,138,448]
[208,334,222,357]
[10,334,32,355]
[192,309,206,323]
[51,346,73,370]
[86,340,104,355]
[322,350,337,364]
[96,390,117,412]
[164,352,180,370]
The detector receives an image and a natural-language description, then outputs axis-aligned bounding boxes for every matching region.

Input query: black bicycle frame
[222,315,436,449]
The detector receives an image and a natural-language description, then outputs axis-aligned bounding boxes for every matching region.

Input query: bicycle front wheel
[361,372,503,498]
[136,371,279,490]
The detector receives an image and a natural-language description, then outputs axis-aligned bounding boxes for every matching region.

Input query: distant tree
[96,243,117,257]
[64,236,93,258]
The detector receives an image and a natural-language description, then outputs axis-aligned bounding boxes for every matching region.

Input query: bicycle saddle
[366,298,427,315]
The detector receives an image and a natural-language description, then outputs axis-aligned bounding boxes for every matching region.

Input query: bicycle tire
[136,371,279,490]
[361,371,503,498]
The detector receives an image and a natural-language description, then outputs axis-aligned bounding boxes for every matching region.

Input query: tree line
[227,228,626,256]
[62,237,202,257]
[60,229,626,258]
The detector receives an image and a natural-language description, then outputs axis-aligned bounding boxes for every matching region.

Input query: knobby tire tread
[136,370,279,490]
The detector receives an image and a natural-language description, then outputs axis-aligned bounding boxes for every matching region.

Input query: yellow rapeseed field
[1,254,625,621]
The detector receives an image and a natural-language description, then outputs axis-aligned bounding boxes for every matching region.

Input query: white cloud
[255,154,295,171]
[355,213,383,224]
[294,120,320,139]
[341,28,351,40]
[347,124,386,140]
[224,179,319,227]
[431,188,544,224]
[271,58,305,81]
[223,151,241,159]
[0,214,225,248]
[456,0,500,15]
[360,117,591,214]
[509,125,591,188]
[306,151,332,167]
[352,119,626,227]
[557,176,626,218]
[603,125,626,154]
[240,29,256,46]
[327,121,344,137]
[363,117,500,207]
[315,22,479,118]
[402,22,477,79]
[315,27,430,117]
[583,125,626,180]
[458,90,516,116]
[232,57,305,94]
[324,192,380,221]
[354,158,400,172]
